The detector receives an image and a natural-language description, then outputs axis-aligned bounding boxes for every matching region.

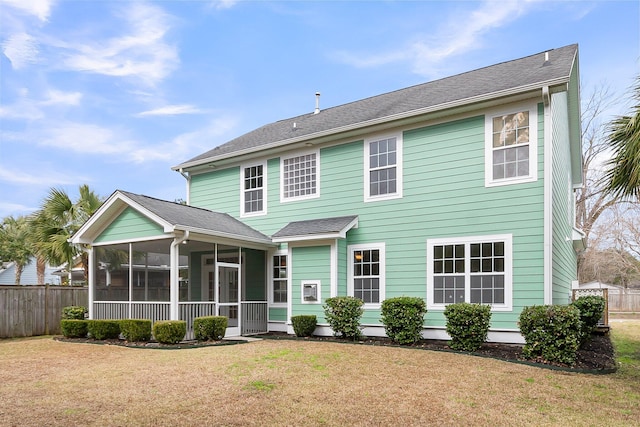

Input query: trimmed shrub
[120,319,152,342]
[61,319,88,338]
[87,319,121,340]
[153,320,186,344]
[443,303,492,352]
[62,306,87,320]
[193,316,227,341]
[291,315,317,337]
[519,305,582,365]
[380,296,426,344]
[571,295,606,344]
[323,296,364,340]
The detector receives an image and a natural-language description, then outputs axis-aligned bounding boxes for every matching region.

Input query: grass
[0,322,639,427]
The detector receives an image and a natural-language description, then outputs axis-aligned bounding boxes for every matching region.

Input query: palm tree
[604,77,640,200]
[31,185,103,285]
[0,216,33,285]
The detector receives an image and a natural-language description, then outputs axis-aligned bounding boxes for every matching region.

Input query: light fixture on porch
[354,252,363,261]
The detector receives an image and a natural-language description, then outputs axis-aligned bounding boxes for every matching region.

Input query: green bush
[291,315,317,337]
[60,319,88,338]
[380,296,426,344]
[571,295,606,344]
[153,320,186,344]
[519,305,582,365]
[61,305,87,320]
[120,319,152,342]
[87,319,121,340]
[193,316,227,341]
[443,303,492,352]
[323,296,364,340]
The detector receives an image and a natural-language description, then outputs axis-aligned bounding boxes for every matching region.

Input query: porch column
[170,232,189,320]
[87,247,94,319]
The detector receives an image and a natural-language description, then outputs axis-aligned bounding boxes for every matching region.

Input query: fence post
[44,284,49,335]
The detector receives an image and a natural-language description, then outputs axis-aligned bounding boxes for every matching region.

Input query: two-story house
[71,44,583,343]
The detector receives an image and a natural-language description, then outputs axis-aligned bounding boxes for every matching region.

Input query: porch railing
[179,302,217,340]
[241,301,268,335]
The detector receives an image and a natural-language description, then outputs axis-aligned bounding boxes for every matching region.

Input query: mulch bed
[54,332,617,373]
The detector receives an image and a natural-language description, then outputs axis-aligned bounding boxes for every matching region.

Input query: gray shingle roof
[175,44,577,170]
[272,215,358,241]
[119,191,272,243]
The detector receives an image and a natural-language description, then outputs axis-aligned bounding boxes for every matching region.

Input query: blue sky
[0,0,638,218]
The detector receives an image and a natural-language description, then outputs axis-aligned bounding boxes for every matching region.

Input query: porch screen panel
[131,242,171,302]
[94,244,129,301]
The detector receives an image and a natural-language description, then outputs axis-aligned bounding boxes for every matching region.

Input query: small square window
[302,281,320,304]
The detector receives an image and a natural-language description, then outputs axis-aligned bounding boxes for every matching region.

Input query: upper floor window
[241,162,266,216]
[348,243,385,308]
[281,151,319,202]
[485,103,537,187]
[364,133,403,201]
[426,235,512,311]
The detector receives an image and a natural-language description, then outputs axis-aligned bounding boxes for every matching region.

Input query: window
[365,134,403,201]
[301,280,320,303]
[427,235,512,311]
[281,151,319,201]
[348,243,385,307]
[241,162,266,216]
[271,254,287,305]
[485,104,537,187]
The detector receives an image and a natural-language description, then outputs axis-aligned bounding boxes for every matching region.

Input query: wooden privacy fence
[608,292,640,312]
[0,286,88,338]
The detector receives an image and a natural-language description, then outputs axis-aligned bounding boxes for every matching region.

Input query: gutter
[173,76,571,171]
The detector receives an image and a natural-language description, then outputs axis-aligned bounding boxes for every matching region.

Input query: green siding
[551,91,578,305]
[187,102,551,331]
[291,245,331,323]
[269,307,287,322]
[95,207,164,243]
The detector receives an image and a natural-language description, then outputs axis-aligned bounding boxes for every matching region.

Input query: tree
[0,216,33,285]
[604,77,640,200]
[31,185,103,285]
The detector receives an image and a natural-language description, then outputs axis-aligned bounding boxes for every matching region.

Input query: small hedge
[61,319,88,338]
[519,305,582,365]
[153,320,186,344]
[324,296,364,340]
[291,315,317,337]
[193,316,227,341]
[571,295,606,344]
[443,303,491,352]
[62,306,87,320]
[120,319,152,342]
[381,296,426,344]
[87,319,121,340]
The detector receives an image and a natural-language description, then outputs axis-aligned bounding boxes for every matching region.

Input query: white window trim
[347,242,386,309]
[426,234,513,312]
[484,101,538,187]
[240,161,267,217]
[280,149,320,203]
[269,250,288,307]
[301,280,321,304]
[364,132,403,202]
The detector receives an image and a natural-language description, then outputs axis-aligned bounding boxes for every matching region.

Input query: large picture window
[241,162,266,216]
[364,134,402,201]
[281,151,319,201]
[485,103,537,187]
[427,235,512,311]
[348,243,385,307]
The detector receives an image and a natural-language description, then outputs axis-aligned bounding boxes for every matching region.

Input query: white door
[218,263,240,336]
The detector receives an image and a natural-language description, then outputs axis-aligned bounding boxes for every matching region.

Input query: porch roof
[272,215,358,243]
[71,190,275,248]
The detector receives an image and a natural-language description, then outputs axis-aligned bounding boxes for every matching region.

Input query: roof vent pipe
[314,92,321,114]
[543,51,550,66]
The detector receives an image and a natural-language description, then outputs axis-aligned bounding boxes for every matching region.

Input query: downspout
[178,168,190,205]
[87,246,94,319]
[543,86,553,305]
[170,230,189,320]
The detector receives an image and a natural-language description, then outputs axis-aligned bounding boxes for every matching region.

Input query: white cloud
[209,0,239,11]
[333,0,537,78]
[40,89,83,106]
[0,167,76,186]
[59,2,178,85]
[136,104,205,117]
[1,32,39,69]
[38,122,134,155]
[0,88,82,120]
[0,0,55,22]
